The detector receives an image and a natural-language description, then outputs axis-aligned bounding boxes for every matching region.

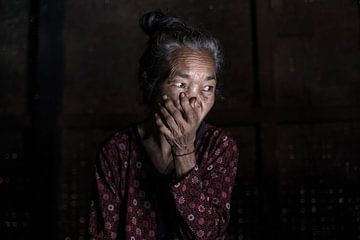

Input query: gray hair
[138,9,223,105]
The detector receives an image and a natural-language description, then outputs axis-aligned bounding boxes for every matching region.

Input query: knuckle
[160,108,168,115]
[173,111,181,118]
[161,128,169,135]
[188,111,195,119]
[183,105,190,112]
[164,100,172,107]
[155,118,162,125]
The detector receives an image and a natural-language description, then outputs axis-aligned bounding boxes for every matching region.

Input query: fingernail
[162,94,168,100]
[180,92,185,98]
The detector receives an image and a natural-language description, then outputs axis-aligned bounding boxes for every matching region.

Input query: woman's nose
[184,86,196,103]
[189,97,197,108]
[186,84,199,98]
[184,86,200,108]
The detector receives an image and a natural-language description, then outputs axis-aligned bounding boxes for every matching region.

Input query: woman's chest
[122,161,177,239]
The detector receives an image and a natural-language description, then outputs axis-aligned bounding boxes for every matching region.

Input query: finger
[172,93,186,119]
[162,95,186,126]
[179,93,196,123]
[154,113,173,138]
[173,97,182,112]
[158,104,179,133]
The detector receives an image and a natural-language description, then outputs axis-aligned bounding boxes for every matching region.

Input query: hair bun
[139,9,186,36]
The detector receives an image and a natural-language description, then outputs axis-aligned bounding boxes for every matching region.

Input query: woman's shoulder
[203,123,236,143]
[201,123,238,151]
[98,124,137,151]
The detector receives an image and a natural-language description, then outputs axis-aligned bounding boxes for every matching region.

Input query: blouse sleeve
[169,135,239,240]
[88,143,123,240]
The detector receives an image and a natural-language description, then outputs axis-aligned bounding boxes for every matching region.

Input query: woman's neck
[138,116,157,139]
[137,116,174,175]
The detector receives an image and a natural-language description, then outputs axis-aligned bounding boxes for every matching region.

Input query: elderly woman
[88,9,239,240]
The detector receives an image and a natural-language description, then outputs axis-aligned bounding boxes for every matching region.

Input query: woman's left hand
[155,93,201,155]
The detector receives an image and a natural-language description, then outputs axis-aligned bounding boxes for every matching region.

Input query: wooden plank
[0,115,31,129]
[28,0,65,238]
[53,107,360,128]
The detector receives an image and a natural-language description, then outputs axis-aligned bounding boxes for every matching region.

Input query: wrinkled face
[160,48,217,123]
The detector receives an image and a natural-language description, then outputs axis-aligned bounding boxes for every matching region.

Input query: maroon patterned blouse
[88,123,239,240]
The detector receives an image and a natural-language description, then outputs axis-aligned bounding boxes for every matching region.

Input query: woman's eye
[174,82,187,88]
[203,85,214,92]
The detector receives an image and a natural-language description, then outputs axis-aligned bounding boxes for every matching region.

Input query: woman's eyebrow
[206,75,216,81]
[174,71,216,81]
[175,72,191,79]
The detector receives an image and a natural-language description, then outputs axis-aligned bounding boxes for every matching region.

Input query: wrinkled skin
[153,48,217,177]
[155,48,217,154]
[138,48,217,177]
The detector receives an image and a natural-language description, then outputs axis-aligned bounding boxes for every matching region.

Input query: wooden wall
[1,0,359,239]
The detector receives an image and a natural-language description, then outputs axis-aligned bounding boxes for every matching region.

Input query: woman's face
[160,48,217,123]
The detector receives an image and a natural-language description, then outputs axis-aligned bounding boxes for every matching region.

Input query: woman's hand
[155,92,201,155]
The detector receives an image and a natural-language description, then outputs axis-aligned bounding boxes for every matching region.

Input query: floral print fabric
[88,123,239,240]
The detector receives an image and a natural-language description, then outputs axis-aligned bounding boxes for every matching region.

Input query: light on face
[160,48,217,122]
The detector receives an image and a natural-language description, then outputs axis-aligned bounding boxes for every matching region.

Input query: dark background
[1,0,360,239]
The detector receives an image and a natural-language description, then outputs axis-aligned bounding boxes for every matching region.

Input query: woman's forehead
[170,48,216,73]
